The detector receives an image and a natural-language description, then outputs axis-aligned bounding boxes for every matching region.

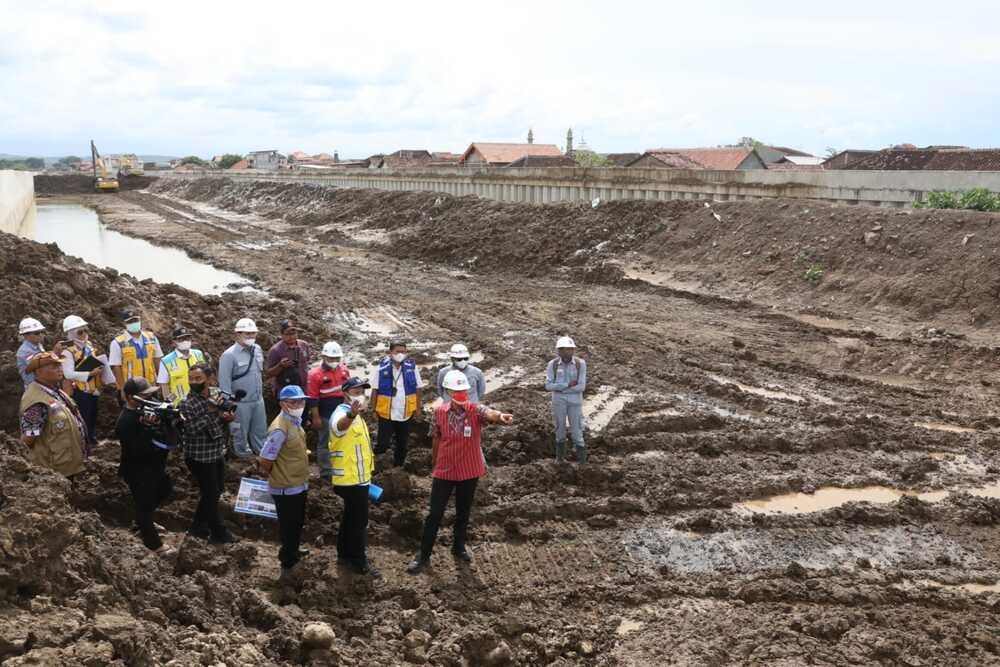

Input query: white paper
[96,354,115,386]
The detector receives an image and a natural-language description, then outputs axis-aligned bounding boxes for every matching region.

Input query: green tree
[573,151,610,167]
[24,157,45,169]
[217,153,244,169]
[58,155,83,165]
[179,155,208,167]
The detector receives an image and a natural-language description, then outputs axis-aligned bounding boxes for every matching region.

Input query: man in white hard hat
[59,315,106,451]
[306,341,352,481]
[545,336,588,463]
[16,317,48,388]
[218,318,267,457]
[408,369,513,574]
[436,343,486,405]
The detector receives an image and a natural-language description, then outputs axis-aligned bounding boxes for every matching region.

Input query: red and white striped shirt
[432,402,489,481]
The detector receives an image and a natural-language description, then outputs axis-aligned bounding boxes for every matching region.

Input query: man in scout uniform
[19,352,87,478]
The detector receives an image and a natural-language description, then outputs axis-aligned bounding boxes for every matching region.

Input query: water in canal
[17,201,253,296]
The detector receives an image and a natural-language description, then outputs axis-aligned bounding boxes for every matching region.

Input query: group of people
[15,311,587,580]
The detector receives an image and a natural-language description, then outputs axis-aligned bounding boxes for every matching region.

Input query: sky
[2,0,998,159]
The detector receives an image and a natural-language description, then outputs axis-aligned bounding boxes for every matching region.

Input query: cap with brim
[280,319,298,333]
[121,309,139,322]
[278,385,307,400]
[172,327,191,339]
[25,352,63,373]
[341,377,371,392]
[123,377,159,397]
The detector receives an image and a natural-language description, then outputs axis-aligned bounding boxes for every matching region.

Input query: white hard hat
[322,341,343,358]
[62,315,88,333]
[556,336,576,349]
[234,317,258,333]
[449,343,469,359]
[442,369,471,391]
[18,317,45,335]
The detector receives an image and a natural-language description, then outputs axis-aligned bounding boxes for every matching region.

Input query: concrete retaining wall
[0,171,34,235]
[162,166,1000,209]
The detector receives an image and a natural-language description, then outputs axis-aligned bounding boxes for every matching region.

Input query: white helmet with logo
[556,336,576,350]
[448,343,470,359]
[322,341,343,358]
[62,315,88,333]
[18,317,45,335]
[442,369,471,391]
[234,317,258,333]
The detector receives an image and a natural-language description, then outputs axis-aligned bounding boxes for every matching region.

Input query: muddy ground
[3,175,1000,665]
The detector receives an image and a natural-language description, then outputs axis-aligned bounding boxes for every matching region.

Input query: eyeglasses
[76,329,89,335]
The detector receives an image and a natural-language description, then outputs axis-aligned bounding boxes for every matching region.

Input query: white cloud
[1,0,997,158]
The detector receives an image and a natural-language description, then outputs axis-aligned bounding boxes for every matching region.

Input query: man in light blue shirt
[218,318,266,457]
[16,317,47,388]
[436,343,486,404]
[545,336,587,463]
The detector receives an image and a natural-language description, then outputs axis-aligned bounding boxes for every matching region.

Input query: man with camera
[179,363,239,543]
[116,377,175,556]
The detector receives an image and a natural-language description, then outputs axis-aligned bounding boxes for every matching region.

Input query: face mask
[451,390,469,403]
[559,352,574,362]
[392,353,406,363]
[454,359,468,370]
[322,359,340,370]
[126,322,142,334]
[287,406,305,418]
[350,395,366,409]
[176,340,192,352]
[239,336,256,347]
[189,382,206,395]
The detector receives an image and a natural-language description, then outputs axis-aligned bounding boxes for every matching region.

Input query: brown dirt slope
[149,177,1000,326]
[34,174,157,194]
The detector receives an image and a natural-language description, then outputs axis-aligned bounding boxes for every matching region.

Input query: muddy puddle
[915,422,980,434]
[20,202,254,295]
[583,385,635,432]
[736,481,1000,514]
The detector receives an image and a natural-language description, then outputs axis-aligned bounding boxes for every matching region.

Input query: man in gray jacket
[545,336,587,463]
[218,318,266,457]
[437,343,486,404]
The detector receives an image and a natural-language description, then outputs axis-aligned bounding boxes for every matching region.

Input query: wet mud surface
[3,176,1000,665]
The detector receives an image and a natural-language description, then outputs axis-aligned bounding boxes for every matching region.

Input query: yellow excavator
[91,140,119,193]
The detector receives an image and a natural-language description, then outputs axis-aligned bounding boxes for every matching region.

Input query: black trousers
[185,458,228,539]
[419,477,479,559]
[273,491,308,569]
[376,417,411,467]
[333,484,369,566]
[73,389,99,446]
[124,463,173,551]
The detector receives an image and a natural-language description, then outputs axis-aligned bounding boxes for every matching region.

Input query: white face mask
[176,340,192,352]
[392,352,406,363]
[239,336,256,347]
[287,406,305,418]
[350,394,367,409]
[454,359,468,369]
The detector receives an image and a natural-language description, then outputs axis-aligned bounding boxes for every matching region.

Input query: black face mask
[189,382,207,395]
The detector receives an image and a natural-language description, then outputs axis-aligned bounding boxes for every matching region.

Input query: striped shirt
[432,402,489,481]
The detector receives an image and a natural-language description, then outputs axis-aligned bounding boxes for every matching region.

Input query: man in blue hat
[258,384,310,582]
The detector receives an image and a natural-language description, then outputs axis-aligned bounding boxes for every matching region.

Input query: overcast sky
[2,0,997,159]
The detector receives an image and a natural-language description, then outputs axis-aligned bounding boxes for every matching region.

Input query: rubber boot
[555,440,567,461]
[575,446,587,464]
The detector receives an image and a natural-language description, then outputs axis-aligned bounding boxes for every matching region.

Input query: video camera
[134,396,184,450]
[215,389,247,414]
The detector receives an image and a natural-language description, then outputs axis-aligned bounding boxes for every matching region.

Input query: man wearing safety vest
[407,370,513,574]
[329,377,378,576]
[258,385,311,583]
[19,352,87,478]
[371,341,424,467]
[306,341,352,481]
[59,315,106,451]
[16,317,48,388]
[157,327,206,404]
[108,310,163,401]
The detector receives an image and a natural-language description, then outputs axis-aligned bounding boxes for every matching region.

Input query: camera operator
[116,377,175,557]
[179,363,238,544]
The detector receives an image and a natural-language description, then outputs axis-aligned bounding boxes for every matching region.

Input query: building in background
[247,150,287,170]
[460,142,563,167]
[823,147,1000,170]
[628,147,767,170]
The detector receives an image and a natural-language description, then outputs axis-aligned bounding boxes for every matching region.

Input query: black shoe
[186,526,210,540]
[209,532,240,545]
[407,556,430,575]
[354,561,381,578]
[452,548,472,563]
[298,547,311,558]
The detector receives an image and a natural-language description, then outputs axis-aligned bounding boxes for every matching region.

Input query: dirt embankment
[150,177,1000,327]
[34,174,157,195]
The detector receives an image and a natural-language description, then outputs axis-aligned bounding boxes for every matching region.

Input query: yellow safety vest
[114,332,159,383]
[162,349,205,404]
[67,342,101,394]
[329,411,373,486]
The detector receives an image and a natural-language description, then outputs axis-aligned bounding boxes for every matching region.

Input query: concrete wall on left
[0,171,34,236]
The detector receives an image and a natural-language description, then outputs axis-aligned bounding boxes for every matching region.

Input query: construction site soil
[3,174,1000,665]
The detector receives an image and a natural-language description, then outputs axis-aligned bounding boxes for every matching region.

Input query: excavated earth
[2,175,1000,665]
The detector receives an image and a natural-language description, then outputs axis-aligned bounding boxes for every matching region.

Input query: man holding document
[59,315,108,451]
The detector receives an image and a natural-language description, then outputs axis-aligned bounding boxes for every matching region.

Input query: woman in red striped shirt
[407,370,513,574]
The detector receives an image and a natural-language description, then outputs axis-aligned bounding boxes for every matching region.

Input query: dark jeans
[334,484,369,566]
[185,458,228,539]
[124,463,173,551]
[273,491,308,569]
[73,389,99,446]
[376,417,411,467]
[419,477,479,559]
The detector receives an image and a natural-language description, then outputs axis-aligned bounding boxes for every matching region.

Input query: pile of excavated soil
[34,174,157,195]
[150,177,1000,326]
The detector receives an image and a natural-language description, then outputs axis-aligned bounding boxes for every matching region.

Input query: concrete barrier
[0,171,34,236]
[161,166,1000,209]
